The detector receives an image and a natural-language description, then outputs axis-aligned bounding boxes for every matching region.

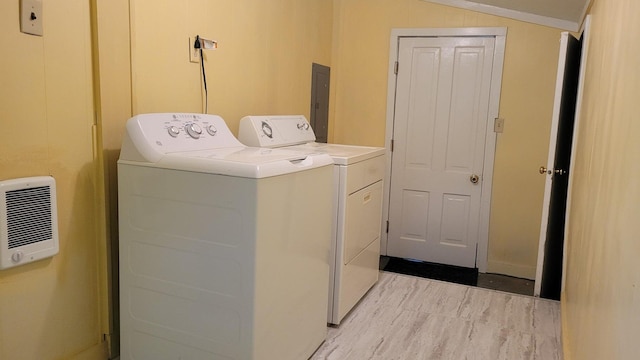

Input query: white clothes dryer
[239,115,385,325]
[117,113,334,360]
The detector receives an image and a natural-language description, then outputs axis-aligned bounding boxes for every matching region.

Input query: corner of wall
[560,293,571,360]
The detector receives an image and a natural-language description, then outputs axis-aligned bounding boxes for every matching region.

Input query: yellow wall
[0,0,106,359]
[562,0,640,358]
[331,0,563,278]
[92,0,134,355]
[5,0,618,357]
[129,0,333,134]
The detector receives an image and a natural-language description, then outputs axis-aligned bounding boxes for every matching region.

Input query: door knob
[470,174,480,184]
[540,166,566,175]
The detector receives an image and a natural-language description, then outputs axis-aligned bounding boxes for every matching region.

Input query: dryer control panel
[238,115,316,148]
[120,113,244,163]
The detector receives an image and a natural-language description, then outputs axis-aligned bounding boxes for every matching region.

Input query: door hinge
[394,61,399,75]
[494,117,505,133]
[386,220,389,233]
[390,139,394,152]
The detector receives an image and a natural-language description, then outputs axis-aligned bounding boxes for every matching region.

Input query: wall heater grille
[7,186,53,249]
[0,176,59,269]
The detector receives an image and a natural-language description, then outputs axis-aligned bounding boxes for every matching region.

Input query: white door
[534,32,582,299]
[387,36,496,268]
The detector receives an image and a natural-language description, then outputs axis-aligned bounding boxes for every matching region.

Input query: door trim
[381,27,507,272]
[561,15,591,294]
[533,31,581,298]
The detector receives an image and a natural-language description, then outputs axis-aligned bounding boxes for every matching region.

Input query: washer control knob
[168,126,180,137]
[206,125,218,136]
[185,123,202,139]
[261,121,273,138]
[11,251,24,263]
[297,123,310,130]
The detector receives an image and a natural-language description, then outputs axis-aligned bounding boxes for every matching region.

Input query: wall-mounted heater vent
[0,176,59,270]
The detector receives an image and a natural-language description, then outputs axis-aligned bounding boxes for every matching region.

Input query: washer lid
[122,146,333,178]
[119,113,333,178]
[287,142,385,165]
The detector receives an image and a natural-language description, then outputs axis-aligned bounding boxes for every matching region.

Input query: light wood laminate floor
[311,271,562,360]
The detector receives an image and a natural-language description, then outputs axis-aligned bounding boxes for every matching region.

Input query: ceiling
[423,0,591,31]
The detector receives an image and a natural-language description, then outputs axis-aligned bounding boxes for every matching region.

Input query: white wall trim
[381,27,507,273]
[562,15,591,294]
[577,1,593,34]
[422,0,580,32]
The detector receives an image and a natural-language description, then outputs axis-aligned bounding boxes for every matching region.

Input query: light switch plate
[20,0,43,36]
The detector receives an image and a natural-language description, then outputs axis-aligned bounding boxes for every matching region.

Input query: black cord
[195,35,208,114]
[200,48,208,114]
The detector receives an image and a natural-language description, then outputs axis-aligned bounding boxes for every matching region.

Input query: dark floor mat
[382,256,478,286]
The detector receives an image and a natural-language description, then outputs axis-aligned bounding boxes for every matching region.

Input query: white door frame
[533,16,590,297]
[381,27,507,272]
[562,15,591,293]
[534,31,573,297]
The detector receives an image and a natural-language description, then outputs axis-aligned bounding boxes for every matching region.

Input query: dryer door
[344,180,383,265]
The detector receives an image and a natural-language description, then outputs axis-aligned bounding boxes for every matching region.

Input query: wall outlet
[20,0,43,36]
[189,37,200,63]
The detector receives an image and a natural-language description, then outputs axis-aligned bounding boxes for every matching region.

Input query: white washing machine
[117,113,334,360]
[239,115,385,325]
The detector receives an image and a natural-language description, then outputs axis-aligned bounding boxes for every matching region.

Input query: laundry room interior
[1,0,639,359]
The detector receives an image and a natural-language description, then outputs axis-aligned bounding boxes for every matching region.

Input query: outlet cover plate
[189,37,200,63]
[20,0,43,36]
